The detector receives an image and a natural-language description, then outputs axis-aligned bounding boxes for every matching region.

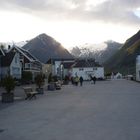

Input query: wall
[54,61,61,75]
[136,55,140,81]
[10,53,22,79]
[72,67,104,80]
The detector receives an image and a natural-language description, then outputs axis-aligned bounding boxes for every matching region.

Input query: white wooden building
[46,58,75,78]
[136,55,140,81]
[71,59,104,80]
[46,58,104,80]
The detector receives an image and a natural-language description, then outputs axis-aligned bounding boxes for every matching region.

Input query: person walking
[79,76,83,86]
[93,76,97,84]
[75,76,79,86]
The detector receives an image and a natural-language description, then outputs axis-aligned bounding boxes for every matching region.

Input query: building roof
[46,58,75,64]
[46,58,102,69]
[62,62,75,69]
[1,52,15,67]
[72,59,102,68]
[8,45,40,63]
[0,47,5,56]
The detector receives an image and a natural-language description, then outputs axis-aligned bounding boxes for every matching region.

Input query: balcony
[24,63,42,71]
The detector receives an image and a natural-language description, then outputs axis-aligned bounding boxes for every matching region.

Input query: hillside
[98,41,122,63]
[104,30,140,75]
[23,34,73,63]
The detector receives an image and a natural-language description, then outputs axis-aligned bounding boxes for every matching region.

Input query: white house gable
[10,53,21,79]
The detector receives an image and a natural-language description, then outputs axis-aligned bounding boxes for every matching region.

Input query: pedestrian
[75,76,79,86]
[79,76,83,86]
[71,76,74,85]
[93,76,97,84]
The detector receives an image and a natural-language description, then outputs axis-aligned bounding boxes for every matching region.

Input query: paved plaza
[0,80,140,140]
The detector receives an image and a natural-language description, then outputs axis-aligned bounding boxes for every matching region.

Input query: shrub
[2,75,15,93]
[35,73,45,88]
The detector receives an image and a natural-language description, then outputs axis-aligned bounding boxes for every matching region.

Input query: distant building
[136,55,140,81]
[46,58,104,80]
[70,59,104,80]
[46,58,75,79]
[62,61,75,78]
[111,72,123,79]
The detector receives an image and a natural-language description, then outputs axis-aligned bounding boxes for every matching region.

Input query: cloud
[0,0,140,26]
[86,0,140,25]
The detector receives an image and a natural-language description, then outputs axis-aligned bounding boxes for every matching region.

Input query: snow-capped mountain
[70,41,122,64]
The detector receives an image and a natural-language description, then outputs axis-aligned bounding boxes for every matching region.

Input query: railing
[24,63,42,71]
[24,67,41,71]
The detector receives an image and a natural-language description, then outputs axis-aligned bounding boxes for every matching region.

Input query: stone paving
[0,80,140,140]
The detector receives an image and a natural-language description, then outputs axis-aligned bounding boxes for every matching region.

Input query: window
[25,63,30,69]
[93,67,97,70]
[79,68,84,71]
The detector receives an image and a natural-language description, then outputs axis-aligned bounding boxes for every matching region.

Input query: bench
[23,87,38,100]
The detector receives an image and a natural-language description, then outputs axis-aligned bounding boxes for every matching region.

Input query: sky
[0,0,140,49]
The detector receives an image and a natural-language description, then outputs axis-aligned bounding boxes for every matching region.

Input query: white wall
[54,60,74,76]
[10,53,22,79]
[136,55,140,81]
[54,61,61,75]
[72,67,104,80]
[52,60,105,80]
[114,73,123,79]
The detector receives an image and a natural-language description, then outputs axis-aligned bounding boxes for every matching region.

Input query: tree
[35,73,45,88]
[2,75,15,94]
[1,75,15,103]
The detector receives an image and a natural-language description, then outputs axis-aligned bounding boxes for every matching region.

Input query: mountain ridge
[23,33,73,63]
[104,30,140,75]
[70,41,122,64]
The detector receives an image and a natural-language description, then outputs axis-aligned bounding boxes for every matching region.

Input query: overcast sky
[0,0,140,49]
